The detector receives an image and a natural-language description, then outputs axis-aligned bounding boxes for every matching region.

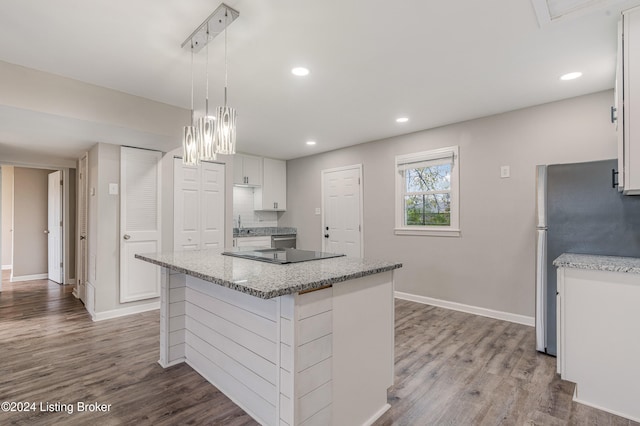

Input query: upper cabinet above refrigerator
[615,6,640,195]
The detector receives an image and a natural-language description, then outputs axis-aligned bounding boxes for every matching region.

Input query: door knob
[44,230,50,234]
[80,235,86,240]
[123,234,131,240]
[324,234,329,238]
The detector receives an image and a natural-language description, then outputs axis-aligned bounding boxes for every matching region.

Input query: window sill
[394,227,461,237]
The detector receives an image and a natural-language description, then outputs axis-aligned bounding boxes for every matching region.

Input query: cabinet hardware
[123,234,131,240]
[612,168,619,188]
[611,106,617,123]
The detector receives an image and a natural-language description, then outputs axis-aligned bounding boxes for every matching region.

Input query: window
[395,146,460,236]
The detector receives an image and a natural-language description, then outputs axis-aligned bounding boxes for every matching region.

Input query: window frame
[394,146,460,237]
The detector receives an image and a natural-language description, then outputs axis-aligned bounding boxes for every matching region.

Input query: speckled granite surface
[233,227,297,238]
[136,249,402,299]
[553,253,640,274]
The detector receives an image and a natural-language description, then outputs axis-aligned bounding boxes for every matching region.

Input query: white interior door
[77,154,88,302]
[47,171,63,283]
[321,165,363,257]
[174,159,201,251]
[201,161,225,249]
[120,147,162,303]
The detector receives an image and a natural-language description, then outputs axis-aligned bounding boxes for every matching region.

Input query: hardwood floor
[0,273,636,425]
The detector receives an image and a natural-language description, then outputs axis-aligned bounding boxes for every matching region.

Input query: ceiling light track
[181,3,239,53]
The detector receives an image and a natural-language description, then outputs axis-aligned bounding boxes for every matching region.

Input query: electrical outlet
[500,165,510,178]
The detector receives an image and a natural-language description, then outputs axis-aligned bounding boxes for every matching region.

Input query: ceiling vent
[531,0,635,25]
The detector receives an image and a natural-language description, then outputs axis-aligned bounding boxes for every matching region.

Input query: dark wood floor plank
[1,273,637,425]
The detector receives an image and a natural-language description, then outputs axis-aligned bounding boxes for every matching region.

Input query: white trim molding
[10,273,48,282]
[395,291,534,327]
[91,301,160,322]
[2,264,12,270]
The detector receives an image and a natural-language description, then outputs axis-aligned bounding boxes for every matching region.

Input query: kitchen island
[136,249,402,426]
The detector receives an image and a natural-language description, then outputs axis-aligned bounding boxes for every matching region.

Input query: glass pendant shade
[197,116,216,160]
[213,105,237,155]
[182,125,199,165]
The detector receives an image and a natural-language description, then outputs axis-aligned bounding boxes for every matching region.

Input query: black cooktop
[222,248,345,264]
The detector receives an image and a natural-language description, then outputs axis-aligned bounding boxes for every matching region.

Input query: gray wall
[1,166,13,267]
[88,142,159,314]
[13,167,55,277]
[280,90,617,318]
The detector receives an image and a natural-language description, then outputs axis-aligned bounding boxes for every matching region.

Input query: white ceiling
[0,0,639,163]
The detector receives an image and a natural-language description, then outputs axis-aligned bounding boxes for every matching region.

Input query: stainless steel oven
[271,234,296,249]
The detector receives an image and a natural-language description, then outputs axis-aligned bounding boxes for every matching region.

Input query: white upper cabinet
[233,154,262,186]
[617,6,640,194]
[254,158,287,211]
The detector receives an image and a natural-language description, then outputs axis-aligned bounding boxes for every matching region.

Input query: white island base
[159,268,395,426]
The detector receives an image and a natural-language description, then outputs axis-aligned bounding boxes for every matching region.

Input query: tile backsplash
[233,186,278,228]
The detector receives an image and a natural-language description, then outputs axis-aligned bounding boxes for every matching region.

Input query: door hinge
[60,180,63,185]
[358,177,360,185]
[359,224,361,232]
[60,220,63,226]
[60,262,63,267]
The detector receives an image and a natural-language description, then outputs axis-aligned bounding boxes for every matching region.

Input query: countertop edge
[553,253,640,275]
[135,253,402,299]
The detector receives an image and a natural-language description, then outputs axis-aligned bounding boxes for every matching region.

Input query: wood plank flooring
[0,272,636,425]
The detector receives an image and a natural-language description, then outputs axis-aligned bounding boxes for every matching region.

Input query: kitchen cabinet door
[254,158,287,211]
[617,7,640,194]
[235,236,270,248]
[233,154,262,186]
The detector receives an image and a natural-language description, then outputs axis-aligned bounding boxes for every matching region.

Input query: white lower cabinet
[557,267,640,422]
[234,236,271,248]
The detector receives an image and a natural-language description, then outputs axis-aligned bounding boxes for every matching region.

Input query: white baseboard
[363,403,391,426]
[92,301,160,322]
[2,264,12,270]
[572,388,640,423]
[66,278,77,285]
[395,291,535,327]
[158,358,184,369]
[10,273,48,282]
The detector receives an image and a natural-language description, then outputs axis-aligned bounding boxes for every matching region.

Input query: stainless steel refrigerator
[535,159,640,356]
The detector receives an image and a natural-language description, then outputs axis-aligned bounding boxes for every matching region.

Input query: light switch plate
[315,207,321,215]
[109,183,119,195]
[500,165,510,178]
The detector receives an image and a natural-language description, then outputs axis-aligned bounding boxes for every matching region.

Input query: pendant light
[213,8,237,155]
[181,3,239,160]
[182,43,198,166]
[197,24,216,161]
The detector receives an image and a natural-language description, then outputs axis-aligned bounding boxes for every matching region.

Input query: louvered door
[120,147,162,303]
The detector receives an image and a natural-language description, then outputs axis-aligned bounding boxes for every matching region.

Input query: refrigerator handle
[612,168,619,189]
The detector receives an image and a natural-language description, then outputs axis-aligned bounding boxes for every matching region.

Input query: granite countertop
[136,249,402,299]
[553,253,640,274]
[233,227,297,238]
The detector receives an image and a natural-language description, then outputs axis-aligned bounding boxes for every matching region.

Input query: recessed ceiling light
[396,117,409,123]
[306,140,316,145]
[292,67,310,76]
[560,72,582,81]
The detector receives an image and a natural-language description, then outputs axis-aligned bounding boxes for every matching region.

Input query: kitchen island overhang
[136,249,402,426]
